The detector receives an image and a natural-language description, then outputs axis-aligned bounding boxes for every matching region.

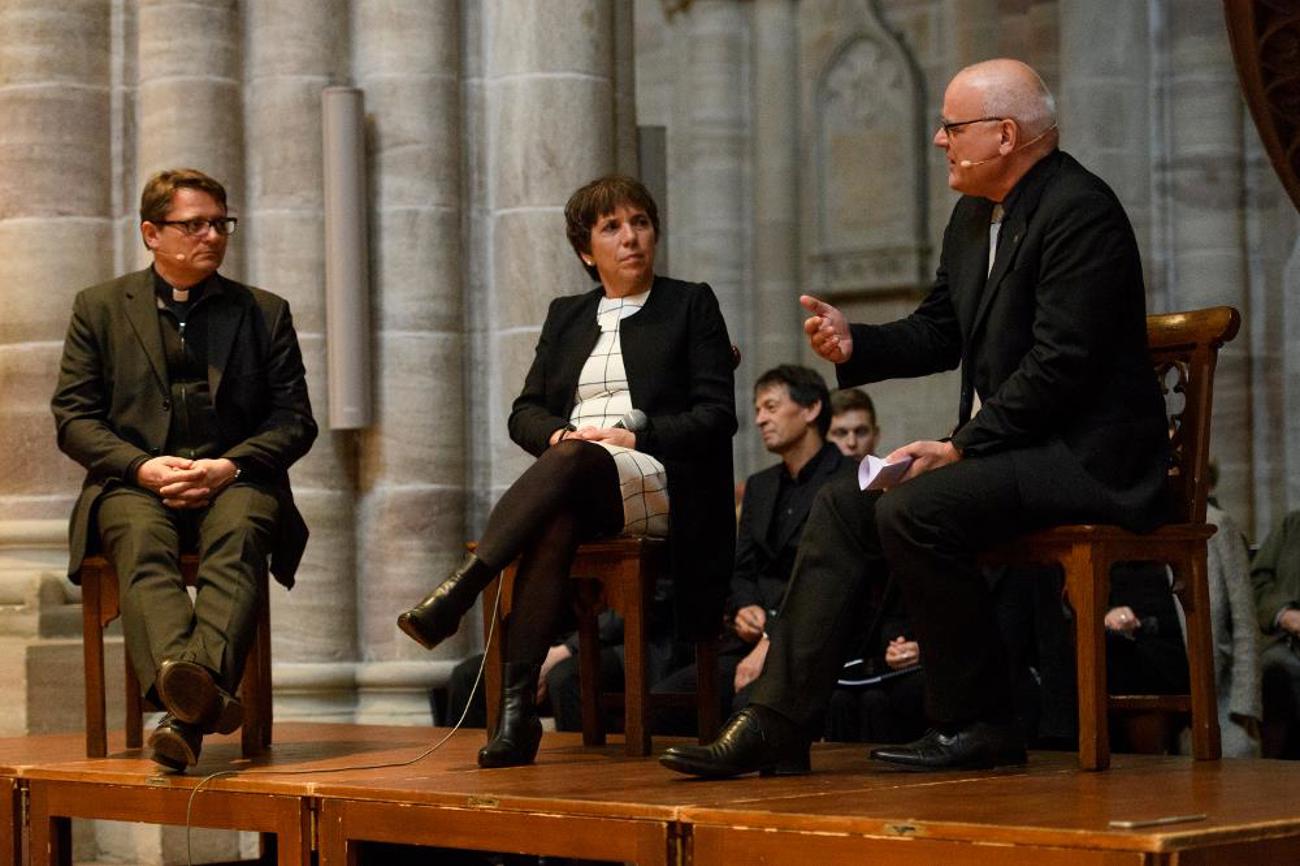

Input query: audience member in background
[1251,509,1300,758]
[1104,562,1190,752]
[1200,464,1261,757]
[824,583,926,744]
[823,394,925,744]
[826,388,880,462]
[653,365,846,733]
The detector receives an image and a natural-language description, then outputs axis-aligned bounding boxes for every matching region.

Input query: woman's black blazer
[509,275,738,640]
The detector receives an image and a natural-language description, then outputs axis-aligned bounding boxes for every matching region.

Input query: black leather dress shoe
[148,714,203,772]
[869,721,1027,771]
[157,659,243,735]
[659,705,810,778]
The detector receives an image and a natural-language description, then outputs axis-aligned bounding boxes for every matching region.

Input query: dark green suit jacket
[51,268,318,588]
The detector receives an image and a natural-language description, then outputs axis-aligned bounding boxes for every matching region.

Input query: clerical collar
[152,268,212,305]
[995,147,1062,221]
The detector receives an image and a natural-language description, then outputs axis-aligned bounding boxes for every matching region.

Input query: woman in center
[399,175,737,767]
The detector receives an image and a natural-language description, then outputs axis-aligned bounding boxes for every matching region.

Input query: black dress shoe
[148,714,203,772]
[659,705,810,778]
[869,721,1027,771]
[157,659,243,735]
[398,553,496,651]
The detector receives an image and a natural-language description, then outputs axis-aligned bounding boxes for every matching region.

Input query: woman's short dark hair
[754,364,831,438]
[564,175,660,281]
[139,168,227,225]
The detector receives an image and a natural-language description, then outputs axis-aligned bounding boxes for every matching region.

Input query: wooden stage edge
[3,722,1300,865]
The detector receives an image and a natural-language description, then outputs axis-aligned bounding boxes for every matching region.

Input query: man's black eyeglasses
[152,217,239,237]
[937,116,1005,136]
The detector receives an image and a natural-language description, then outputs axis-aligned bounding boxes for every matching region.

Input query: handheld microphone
[612,409,648,432]
[958,123,1058,168]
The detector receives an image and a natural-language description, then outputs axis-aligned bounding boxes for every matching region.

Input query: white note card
[857,454,914,491]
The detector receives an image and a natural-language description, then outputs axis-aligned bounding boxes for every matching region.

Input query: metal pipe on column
[322,86,372,429]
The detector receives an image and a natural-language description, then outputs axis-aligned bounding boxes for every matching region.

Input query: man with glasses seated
[662,59,1169,776]
[51,168,317,771]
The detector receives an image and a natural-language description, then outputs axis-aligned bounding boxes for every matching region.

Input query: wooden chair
[979,305,1240,770]
[79,553,273,759]
[481,537,721,756]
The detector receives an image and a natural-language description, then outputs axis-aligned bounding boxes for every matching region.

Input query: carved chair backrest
[1147,306,1241,525]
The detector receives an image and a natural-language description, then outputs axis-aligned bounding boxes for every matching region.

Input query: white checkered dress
[569,288,670,537]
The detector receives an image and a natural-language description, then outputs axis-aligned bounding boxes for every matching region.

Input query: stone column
[242,0,357,721]
[1285,238,1300,514]
[0,0,113,730]
[1058,2,1152,263]
[1161,0,1253,529]
[752,0,802,383]
[478,0,621,494]
[677,0,752,470]
[353,0,465,723]
[135,0,245,276]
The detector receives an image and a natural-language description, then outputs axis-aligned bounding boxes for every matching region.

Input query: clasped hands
[549,425,636,450]
[800,294,961,486]
[136,456,239,509]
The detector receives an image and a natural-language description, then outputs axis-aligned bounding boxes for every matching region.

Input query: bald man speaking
[662,59,1169,774]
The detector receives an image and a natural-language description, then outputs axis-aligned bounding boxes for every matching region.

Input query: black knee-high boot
[397,554,496,651]
[478,662,543,768]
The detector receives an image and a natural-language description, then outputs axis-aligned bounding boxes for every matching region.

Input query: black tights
[476,440,623,664]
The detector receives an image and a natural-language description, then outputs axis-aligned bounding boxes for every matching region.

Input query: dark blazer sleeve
[220,296,318,476]
[508,295,579,457]
[836,255,964,389]
[635,282,738,460]
[51,290,152,480]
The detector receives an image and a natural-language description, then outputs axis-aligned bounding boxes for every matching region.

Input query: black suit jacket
[838,150,1168,530]
[729,443,847,616]
[51,268,318,587]
[509,275,737,640]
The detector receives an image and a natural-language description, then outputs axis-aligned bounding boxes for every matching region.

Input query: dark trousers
[751,448,1097,731]
[95,483,279,696]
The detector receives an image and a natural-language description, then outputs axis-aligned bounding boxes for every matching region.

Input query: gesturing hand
[800,294,853,363]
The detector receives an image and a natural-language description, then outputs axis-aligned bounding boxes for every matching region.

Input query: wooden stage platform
[3,722,1300,865]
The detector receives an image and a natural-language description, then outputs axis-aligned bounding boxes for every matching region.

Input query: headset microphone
[174,252,187,261]
[957,123,1058,169]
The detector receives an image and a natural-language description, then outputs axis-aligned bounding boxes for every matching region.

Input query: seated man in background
[826,388,880,462]
[51,168,317,771]
[653,365,847,733]
[1252,509,1300,758]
